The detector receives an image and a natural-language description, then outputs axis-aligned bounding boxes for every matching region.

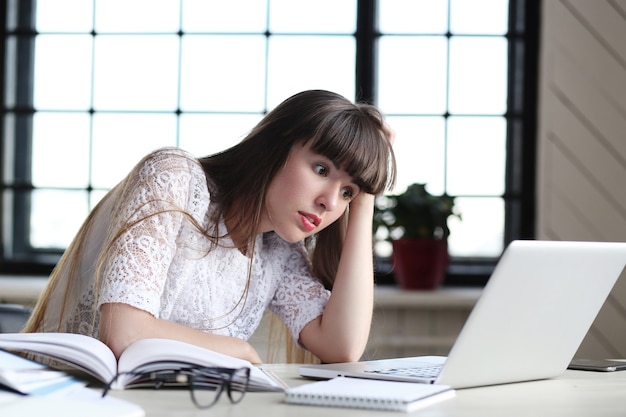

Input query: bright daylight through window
[2,0,537,280]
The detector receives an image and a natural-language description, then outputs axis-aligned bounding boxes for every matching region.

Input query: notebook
[285,377,454,412]
[300,240,626,389]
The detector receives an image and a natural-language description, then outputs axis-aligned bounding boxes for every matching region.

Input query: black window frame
[0,0,540,284]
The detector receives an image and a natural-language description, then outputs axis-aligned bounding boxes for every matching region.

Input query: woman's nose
[316,187,340,212]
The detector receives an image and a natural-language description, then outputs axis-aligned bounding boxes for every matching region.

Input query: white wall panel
[537,0,626,358]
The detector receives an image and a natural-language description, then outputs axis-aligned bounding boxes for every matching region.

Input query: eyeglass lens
[190,367,250,409]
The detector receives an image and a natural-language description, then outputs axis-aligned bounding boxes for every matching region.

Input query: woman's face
[261,142,360,242]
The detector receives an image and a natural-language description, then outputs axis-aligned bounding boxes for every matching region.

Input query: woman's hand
[382,120,396,146]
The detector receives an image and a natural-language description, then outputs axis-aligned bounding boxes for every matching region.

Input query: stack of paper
[0,349,84,395]
[0,388,145,417]
[0,349,144,416]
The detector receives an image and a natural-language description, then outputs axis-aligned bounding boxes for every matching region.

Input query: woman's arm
[299,123,395,363]
[96,151,262,364]
[99,303,263,364]
[298,193,376,363]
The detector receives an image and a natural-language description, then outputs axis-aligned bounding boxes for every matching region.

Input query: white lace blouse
[42,148,330,344]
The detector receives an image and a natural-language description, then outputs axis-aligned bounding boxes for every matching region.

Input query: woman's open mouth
[299,212,321,232]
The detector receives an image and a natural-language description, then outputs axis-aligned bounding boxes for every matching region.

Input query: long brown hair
[24,90,396,362]
[202,90,396,363]
[201,89,395,289]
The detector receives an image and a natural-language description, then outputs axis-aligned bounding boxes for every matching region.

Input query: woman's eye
[341,187,357,200]
[314,164,328,176]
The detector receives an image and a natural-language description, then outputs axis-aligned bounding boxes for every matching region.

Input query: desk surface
[108,363,626,417]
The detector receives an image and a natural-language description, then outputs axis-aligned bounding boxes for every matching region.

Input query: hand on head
[381,121,395,147]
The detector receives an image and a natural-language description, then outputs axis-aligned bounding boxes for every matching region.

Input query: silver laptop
[300,240,626,389]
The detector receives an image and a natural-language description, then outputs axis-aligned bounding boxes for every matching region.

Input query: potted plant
[373,183,460,290]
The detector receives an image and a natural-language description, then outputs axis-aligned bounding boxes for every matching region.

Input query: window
[0,0,538,283]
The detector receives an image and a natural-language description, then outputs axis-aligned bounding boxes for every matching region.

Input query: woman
[24,90,396,365]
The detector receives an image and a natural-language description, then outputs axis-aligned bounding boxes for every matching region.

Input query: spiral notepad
[285,377,454,412]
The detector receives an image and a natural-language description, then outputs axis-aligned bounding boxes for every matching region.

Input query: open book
[0,333,285,392]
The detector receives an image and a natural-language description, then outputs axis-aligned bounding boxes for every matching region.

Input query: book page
[116,338,283,391]
[0,333,116,383]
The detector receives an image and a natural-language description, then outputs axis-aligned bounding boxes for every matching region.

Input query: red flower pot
[391,239,449,290]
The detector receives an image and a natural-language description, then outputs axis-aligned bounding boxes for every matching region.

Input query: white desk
[108,363,626,416]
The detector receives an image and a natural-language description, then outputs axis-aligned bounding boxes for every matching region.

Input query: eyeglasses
[101,366,251,409]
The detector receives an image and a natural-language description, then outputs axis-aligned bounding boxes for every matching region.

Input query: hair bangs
[308,111,395,195]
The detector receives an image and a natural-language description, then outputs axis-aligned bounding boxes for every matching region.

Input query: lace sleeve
[267,239,331,344]
[98,148,205,316]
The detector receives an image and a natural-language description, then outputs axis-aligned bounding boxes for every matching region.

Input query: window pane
[91,113,177,188]
[269,0,356,34]
[447,116,506,195]
[93,35,179,111]
[180,35,267,112]
[267,36,355,108]
[379,0,448,34]
[32,113,91,188]
[179,113,263,157]
[182,0,268,33]
[13,0,518,268]
[448,197,504,257]
[450,0,509,35]
[34,35,93,110]
[448,37,508,115]
[36,0,93,32]
[95,0,180,33]
[90,190,109,210]
[386,116,446,195]
[31,189,89,249]
[377,36,448,114]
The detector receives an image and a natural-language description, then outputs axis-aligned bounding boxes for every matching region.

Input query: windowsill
[0,275,48,305]
[374,285,482,308]
[0,275,483,308]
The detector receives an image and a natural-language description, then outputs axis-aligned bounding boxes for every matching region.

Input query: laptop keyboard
[364,364,443,379]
